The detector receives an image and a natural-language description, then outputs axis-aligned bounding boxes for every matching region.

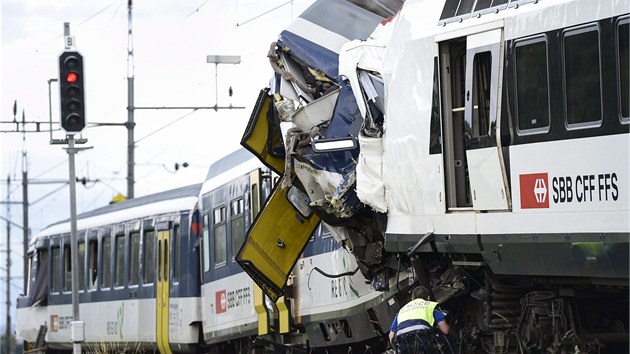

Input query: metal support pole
[126,0,135,199]
[48,79,58,144]
[5,176,11,354]
[67,136,83,354]
[127,77,135,199]
[22,110,29,293]
[206,55,241,112]
[22,169,28,292]
[214,63,219,112]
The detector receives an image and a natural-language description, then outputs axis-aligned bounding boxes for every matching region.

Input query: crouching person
[389,286,452,353]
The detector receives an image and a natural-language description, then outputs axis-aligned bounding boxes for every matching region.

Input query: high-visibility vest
[397,298,438,325]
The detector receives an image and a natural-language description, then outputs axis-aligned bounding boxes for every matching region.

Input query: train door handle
[466,90,470,101]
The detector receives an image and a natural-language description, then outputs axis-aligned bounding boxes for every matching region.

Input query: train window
[51,246,60,293]
[144,228,155,284]
[173,224,180,283]
[115,233,125,287]
[430,58,442,154]
[88,232,98,290]
[618,17,629,122]
[251,183,259,218]
[440,0,459,19]
[439,0,509,21]
[63,243,71,292]
[471,51,491,137]
[515,36,550,133]
[262,177,273,202]
[26,253,32,296]
[231,198,245,260]
[357,70,385,138]
[456,0,474,17]
[158,240,162,281]
[202,213,210,272]
[102,234,111,289]
[287,186,312,218]
[563,25,602,128]
[164,238,169,281]
[214,206,227,266]
[475,0,491,10]
[130,231,140,286]
[78,240,85,291]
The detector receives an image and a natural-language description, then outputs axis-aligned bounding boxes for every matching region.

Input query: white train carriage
[16,184,203,353]
[239,0,630,351]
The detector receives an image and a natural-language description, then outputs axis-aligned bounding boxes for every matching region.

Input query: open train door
[236,178,320,302]
[156,221,172,354]
[439,23,511,211]
[241,88,285,176]
[464,27,511,211]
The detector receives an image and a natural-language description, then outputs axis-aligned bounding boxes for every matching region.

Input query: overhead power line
[237,0,293,27]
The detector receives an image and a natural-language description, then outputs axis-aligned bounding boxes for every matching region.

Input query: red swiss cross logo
[519,173,549,209]
[216,290,227,314]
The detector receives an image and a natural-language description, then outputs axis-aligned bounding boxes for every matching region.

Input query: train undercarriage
[202,253,628,354]
[377,251,630,354]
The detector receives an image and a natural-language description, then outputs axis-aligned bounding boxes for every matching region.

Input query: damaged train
[237,0,630,352]
[16,148,410,353]
[17,2,415,353]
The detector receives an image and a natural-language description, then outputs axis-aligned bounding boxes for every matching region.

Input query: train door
[237,178,320,302]
[246,168,291,335]
[439,25,511,211]
[156,221,172,354]
[248,168,270,335]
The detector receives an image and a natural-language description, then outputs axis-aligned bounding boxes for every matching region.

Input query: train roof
[34,183,202,240]
[201,148,264,195]
[346,0,404,18]
[205,148,257,181]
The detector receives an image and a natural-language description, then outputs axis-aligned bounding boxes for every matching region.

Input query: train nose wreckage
[236,0,403,301]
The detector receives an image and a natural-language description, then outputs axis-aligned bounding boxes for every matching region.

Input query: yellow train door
[156,222,172,354]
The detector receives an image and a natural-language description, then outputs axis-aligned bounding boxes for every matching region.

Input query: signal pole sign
[64,22,76,50]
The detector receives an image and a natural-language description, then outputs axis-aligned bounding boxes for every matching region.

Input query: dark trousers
[395,331,441,354]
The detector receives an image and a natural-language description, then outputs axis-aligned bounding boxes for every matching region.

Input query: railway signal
[58,51,86,132]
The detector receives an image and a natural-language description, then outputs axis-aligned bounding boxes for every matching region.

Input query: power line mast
[21,109,29,293]
[127,0,135,199]
[5,176,11,354]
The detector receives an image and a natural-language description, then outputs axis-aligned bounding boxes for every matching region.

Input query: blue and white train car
[16,184,203,353]
[16,146,409,354]
[197,148,268,349]
[198,148,409,352]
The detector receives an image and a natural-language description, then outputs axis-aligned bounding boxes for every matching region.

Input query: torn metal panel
[291,89,340,132]
[277,0,385,80]
[240,0,406,300]
[266,0,387,218]
[293,158,358,220]
[356,135,387,213]
[332,20,396,214]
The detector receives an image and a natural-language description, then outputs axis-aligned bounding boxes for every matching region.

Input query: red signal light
[59,51,85,132]
[66,72,78,83]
